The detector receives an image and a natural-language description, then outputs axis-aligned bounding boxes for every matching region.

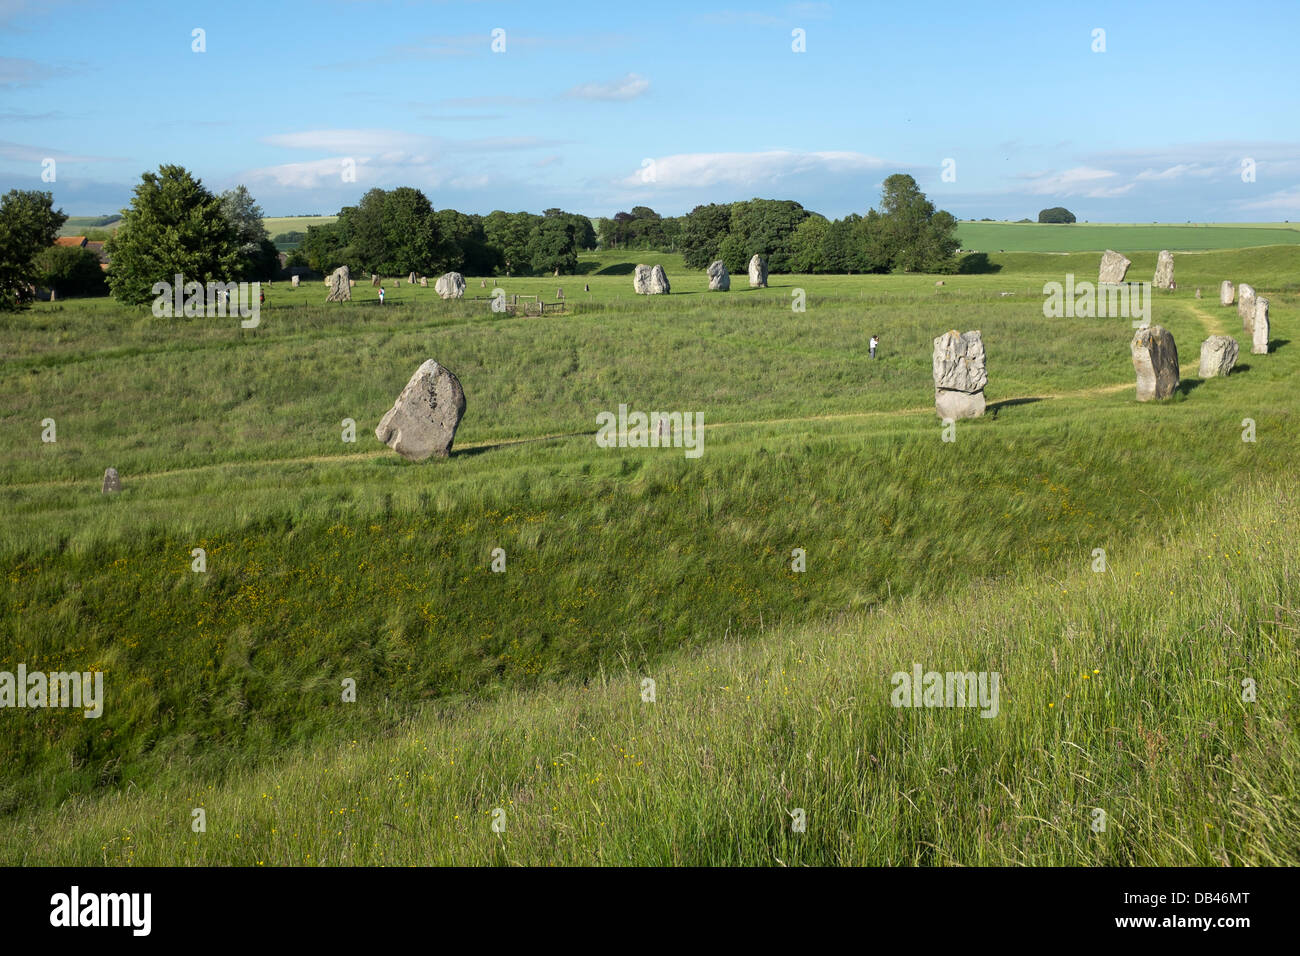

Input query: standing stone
[1153,250,1175,289]
[1098,249,1131,284]
[748,254,768,288]
[349,279,356,288]
[1238,283,1256,333]
[375,360,467,460]
[1198,335,1239,378]
[408,272,416,285]
[1195,287,1202,299]
[481,279,487,287]
[101,467,120,494]
[932,330,987,419]
[707,259,730,291]
[633,264,670,295]
[435,272,466,299]
[935,280,945,287]
[1252,297,1270,354]
[1131,325,1179,401]
[1220,280,1234,306]
[372,275,381,288]
[556,288,564,299]
[420,277,428,287]
[326,265,351,302]
[292,275,300,288]
[584,283,590,293]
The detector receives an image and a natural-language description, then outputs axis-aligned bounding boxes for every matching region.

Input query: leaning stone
[1198,335,1239,378]
[633,264,670,294]
[1131,325,1179,401]
[1153,250,1175,289]
[1253,297,1270,354]
[748,254,768,288]
[435,272,466,299]
[1220,280,1233,306]
[707,259,730,291]
[408,272,416,285]
[1238,283,1256,333]
[556,287,564,299]
[101,467,120,494]
[375,360,467,460]
[1099,249,1131,284]
[326,265,351,302]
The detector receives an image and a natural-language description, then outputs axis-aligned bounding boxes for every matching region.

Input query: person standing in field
[378,286,385,306]
[869,334,879,359]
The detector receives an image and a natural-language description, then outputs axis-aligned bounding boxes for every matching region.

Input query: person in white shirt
[378,286,385,305]
[869,334,879,359]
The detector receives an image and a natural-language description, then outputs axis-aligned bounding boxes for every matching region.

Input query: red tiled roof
[54,236,87,247]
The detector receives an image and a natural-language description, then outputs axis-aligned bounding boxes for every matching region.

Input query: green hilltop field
[1,246,1297,864]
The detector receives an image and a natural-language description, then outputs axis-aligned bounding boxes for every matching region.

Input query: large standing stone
[326,266,351,302]
[291,275,300,288]
[1219,280,1234,306]
[435,272,466,299]
[1153,250,1174,289]
[633,264,670,295]
[1238,283,1256,333]
[375,360,467,460]
[1252,297,1270,354]
[420,277,428,288]
[748,254,768,288]
[707,260,730,291]
[1131,325,1179,401]
[932,329,987,419]
[408,272,417,285]
[101,467,120,494]
[1098,249,1131,284]
[1198,335,1239,378]
[372,274,381,288]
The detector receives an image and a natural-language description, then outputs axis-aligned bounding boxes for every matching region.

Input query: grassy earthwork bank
[0,246,1297,863]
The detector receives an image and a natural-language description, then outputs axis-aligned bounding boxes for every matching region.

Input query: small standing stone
[1198,335,1238,378]
[556,288,564,299]
[1131,325,1179,401]
[1253,297,1270,354]
[1238,284,1256,333]
[408,272,416,285]
[101,468,120,494]
[584,283,590,293]
[291,275,300,288]
[1195,287,1202,299]
[1098,249,1131,284]
[1220,280,1234,306]
[420,277,428,287]
[1153,250,1175,289]
[748,254,768,288]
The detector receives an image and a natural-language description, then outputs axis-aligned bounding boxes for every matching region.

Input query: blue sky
[3,0,1298,221]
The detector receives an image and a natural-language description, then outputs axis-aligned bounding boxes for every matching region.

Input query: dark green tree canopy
[106,165,241,305]
[0,189,67,310]
[1037,207,1077,224]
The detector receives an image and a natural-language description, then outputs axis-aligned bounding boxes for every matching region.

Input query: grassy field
[958,221,1300,253]
[1,246,1296,864]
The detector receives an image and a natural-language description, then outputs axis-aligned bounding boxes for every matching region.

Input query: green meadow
[1,247,1296,864]
[958,221,1300,253]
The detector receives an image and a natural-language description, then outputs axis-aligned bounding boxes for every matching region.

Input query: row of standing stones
[98,250,1278,489]
[936,251,1273,418]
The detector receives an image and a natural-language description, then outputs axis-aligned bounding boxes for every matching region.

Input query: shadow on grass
[987,397,1045,418]
[1269,338,1289,352]
[958,252,1002,274]
[1176,378,1205,397]
[450,430,596,459]
[594,262,638,276]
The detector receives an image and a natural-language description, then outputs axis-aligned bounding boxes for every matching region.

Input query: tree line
[0,165,965,310]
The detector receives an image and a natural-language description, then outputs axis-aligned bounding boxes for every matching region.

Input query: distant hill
[958,221,1300,253]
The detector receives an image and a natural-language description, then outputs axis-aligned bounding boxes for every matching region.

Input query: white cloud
[564,73,650,101]
[1017,166,1134,198]
[262,129,432,155]
[623,150,886,188]
[1237,185,1300,214]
